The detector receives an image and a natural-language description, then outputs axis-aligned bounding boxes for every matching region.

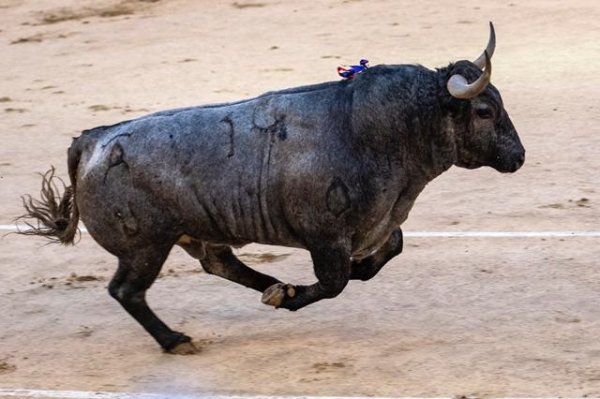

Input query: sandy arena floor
[1,0,599,397]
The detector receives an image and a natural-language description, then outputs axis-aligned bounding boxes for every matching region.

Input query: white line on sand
[403,231,600,238]
[2,224,600,238]
[0,389,169,399]
[0,391,597,399]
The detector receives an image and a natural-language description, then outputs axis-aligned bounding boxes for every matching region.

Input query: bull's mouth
[455,159,484,170]
[458,152,525,173]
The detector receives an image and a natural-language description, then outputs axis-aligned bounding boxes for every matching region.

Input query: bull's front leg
[262,243,351,311]
[349,227,403,281]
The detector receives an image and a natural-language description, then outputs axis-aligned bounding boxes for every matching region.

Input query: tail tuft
[16,166,79,245]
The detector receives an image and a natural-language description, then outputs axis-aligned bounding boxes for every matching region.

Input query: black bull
[20,24,525,353]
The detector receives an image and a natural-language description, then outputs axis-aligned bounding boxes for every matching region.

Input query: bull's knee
[351,259,379,281]
[351,228,403,281]
[388,228,404,255]
[108,281,144,305]
[199,257,225,276]
[311,245,351,298]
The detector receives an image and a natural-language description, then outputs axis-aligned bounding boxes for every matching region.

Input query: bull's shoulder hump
[259,80,344,97]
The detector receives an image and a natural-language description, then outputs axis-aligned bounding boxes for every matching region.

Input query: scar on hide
[252,108,287,141]
[326,177,350,217]
[103,142,129,183]
[114,203,138,236]
[101,132,132,148]
[221,116,235,157]
[264,117,287,141]
[109,142,126,167]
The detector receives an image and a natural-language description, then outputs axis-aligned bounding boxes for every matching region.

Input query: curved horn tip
[473,21,496,69]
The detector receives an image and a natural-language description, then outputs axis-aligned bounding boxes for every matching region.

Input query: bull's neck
[349,106,455,191]
[410,115,457,181]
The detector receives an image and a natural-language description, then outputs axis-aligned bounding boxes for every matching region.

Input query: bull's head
[445,22,525,173]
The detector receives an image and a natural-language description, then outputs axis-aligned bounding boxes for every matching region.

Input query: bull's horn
[447,50,492,99]
[473,21,496,69]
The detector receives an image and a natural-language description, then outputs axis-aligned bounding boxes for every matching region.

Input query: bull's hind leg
[179,239,282,292]
[262,243,351,311]
[109,246,198,354]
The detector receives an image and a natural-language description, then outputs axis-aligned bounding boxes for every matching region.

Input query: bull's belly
[173,193,304,248]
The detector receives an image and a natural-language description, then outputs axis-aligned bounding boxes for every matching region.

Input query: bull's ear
[447,50,492,99]
[473,22,496,69]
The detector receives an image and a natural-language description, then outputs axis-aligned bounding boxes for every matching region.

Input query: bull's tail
[17,140,82,245]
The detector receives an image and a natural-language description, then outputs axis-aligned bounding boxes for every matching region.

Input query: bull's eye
[476,107,494,119]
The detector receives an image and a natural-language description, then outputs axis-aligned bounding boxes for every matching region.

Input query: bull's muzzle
[498,149,525,173]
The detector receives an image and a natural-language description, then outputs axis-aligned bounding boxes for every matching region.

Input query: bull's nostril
[511,153,526,172]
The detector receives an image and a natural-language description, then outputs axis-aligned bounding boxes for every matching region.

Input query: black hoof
[162,331,192,352]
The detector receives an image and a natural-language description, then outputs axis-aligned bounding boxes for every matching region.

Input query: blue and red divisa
[337,59,369,79]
